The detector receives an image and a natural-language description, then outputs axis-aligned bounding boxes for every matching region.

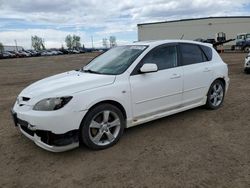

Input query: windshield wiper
[82,69,102,74]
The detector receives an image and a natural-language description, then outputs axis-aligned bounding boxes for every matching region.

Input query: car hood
[19,70,116,98]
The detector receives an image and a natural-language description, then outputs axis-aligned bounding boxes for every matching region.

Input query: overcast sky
[0,0,250,49]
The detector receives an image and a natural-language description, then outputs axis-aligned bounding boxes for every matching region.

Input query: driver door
[129,44,183,119]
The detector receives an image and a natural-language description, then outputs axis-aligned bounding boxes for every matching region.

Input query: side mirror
[140,63,158,73]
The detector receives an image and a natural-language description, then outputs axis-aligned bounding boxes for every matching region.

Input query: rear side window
[180,43,205,65]
[200,45,213,61]
[143,45,178,70]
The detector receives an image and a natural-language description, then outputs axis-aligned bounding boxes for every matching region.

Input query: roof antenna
[180,34,184,39]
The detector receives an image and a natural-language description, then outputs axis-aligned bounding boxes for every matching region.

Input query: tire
[244,46,250,53]
[80,103,125,150]
[205,80,225,110]
[244,68,250,74]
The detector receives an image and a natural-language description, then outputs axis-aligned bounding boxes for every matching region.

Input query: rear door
[179,43,213,106]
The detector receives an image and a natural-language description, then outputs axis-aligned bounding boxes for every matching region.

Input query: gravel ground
[0,52,249,188]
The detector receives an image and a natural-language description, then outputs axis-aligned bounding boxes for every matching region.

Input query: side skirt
[126,97,207,128]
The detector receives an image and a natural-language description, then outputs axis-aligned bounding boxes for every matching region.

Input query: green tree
[0,42,4,53]
[31,36,45,50]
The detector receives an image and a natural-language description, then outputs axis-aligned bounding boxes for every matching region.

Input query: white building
[3,45,23,52]
[138,16,250,48]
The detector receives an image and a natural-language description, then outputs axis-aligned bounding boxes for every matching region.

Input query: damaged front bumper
[11,109,79,152]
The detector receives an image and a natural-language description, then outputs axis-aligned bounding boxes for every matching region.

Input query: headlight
[33,96,72,111]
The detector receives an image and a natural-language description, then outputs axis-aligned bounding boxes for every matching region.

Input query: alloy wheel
[209,83,224,107]
[88,110,121,146]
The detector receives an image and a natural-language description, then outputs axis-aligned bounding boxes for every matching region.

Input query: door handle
[203,67,211,72]
[170,73,181,79]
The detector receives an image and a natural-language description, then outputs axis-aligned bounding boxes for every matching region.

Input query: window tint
[143,45,177,70]
[180,44,205,65]
[200,45,213,61]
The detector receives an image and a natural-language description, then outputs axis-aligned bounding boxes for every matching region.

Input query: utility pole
[91,36,94,49]
[14,40,18,51]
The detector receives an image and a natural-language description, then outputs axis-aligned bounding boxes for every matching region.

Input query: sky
[0,0,250,49]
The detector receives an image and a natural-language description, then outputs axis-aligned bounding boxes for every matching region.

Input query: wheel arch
[215,77,226,87]
[207,77,226,95]
[86,100,127,120]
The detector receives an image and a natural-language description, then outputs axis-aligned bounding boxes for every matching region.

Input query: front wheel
[244,46,250,53]
[244,68,250,74]
[80,104,125,150]
[205,80,225,110]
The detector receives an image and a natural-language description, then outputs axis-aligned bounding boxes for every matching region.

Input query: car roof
[132,39,213,48]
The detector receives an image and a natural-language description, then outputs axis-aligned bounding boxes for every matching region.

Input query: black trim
[20,125,34,136]
[138,16,250,26]
[199,45,212,61]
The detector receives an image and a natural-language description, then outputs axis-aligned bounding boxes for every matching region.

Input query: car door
[179,43,213,106]
[129,44,183,119]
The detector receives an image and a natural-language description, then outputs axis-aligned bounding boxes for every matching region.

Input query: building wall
[3,46,23,52]
[138,17,250,47]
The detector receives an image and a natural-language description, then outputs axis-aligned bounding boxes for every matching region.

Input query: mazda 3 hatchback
[11,40,229,152]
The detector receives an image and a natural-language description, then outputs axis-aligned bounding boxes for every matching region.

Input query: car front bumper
[18,124,79,152]
[11,107,87,152]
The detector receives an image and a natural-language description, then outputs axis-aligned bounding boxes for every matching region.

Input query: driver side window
[143,45,178,70]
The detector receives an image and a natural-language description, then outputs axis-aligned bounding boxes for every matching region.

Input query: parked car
[244,53,250,73]
[2,52,10,58]
[56,50,63,55]
[3,51,15,58]
[60,49,70,54]
[41,50,53,56]
[71,49,80,54]
[11,40,229,152]
[26,50,40,57]
[18,50,31,57]
[78,48,86,53]
[10,51,25,58]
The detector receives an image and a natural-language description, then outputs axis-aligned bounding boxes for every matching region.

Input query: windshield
[237,34,245,40]
[83,45,147,75]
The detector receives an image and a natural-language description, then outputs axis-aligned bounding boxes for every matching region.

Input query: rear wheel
[80,104,125,150]
[205,80,225,110]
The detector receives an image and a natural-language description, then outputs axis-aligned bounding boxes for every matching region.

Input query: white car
[11,40,229,152]
[244,53,250,73]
